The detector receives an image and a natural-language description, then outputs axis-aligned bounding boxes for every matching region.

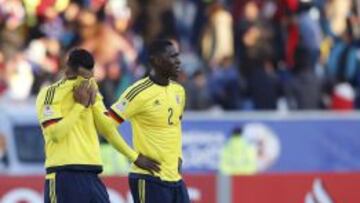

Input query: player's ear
[150,56,161,67]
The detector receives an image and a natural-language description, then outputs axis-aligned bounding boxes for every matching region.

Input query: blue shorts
[44,171,110,203]
[129,173,190,203]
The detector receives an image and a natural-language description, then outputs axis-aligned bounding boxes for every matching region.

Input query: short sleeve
[93,92,107,112]
[36,88,63,125]
[110,91,142,121]
[109,78,153,122]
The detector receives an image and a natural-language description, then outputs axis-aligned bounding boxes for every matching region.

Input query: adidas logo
[153,100,160,106]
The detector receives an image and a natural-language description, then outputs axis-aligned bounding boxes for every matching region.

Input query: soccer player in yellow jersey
[36,49,159,203]
[105,40,190,203]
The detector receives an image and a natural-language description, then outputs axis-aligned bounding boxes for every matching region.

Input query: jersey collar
[149,75,169,86]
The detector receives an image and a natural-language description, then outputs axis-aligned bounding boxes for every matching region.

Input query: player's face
[159,45,181,79]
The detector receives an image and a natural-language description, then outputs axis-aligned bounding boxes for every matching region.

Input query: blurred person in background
[201,2,234,65]
[246,59,281,110]
[95,1,141,106]
[60,2,82,49]
[285,47,323,109]
[0,52,6,95]
[235,0,273,69]
[220,127,257,175]
[37,1,67,40]
[209,57,243,110]
[331,82,355,110]
[325,0,352,37]
[5,53,34,100]
[77,8,100,50]
[0,133,8,168]
[185,69,213,110]
[327,23,360,86]
[26,38,61,94]
[0,0,26,59]
[0,0,358,111]
[296,0,322,68]
[235,1,279,109]
[173,0,198,50]
[130,0,177,46]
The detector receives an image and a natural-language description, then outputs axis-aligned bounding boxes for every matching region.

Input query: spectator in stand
[237,1,274,77]
[201,2,234,65]
[5,53,34,100]
[327,26,360,85]
[130,0,177,45]
[0,52,6,96]
[173,0,197,50]
[0,0,358,111]
[209,57,243,110]
[0,0,26,59]
[235,1,278,110]
[247,59,281,110]
[77,8,100,50]
[325,0,352,37]
[26,38,61,95]
[297,1,322,68]
[331,82,355,110]
[0,133,7,168]
[285,47,323,109]
[185,70,213,110]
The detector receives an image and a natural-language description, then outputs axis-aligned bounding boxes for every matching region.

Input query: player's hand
[74,80,92,107]
[134,154,161,175]
[178,158,183,174]
[88,81,97,106]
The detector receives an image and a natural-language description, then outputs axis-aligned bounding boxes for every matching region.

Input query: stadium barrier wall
[1,173,360,203]
[0,174,217,203]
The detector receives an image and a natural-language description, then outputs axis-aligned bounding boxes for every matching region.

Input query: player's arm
[37,84,88,143]
[92,99,138,161]
[178,86,186,174]
[92,102,160,173]
[42,103,85,142]
[87,82,160,173]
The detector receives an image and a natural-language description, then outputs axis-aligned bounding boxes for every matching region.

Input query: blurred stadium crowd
[0,0,360,111]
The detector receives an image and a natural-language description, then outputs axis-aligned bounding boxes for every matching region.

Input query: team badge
[43,105,54,117]
[116,98,128,112]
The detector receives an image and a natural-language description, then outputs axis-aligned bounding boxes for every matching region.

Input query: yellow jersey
[110,77,186,181]
[36,78,103,173]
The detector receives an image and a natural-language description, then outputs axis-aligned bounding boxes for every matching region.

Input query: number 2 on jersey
[168,108,174,125]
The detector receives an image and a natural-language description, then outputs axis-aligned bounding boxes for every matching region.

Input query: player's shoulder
[170,80,185,93]
[122,77,154,102]
[37,79,68,106]
[36,86,49,108]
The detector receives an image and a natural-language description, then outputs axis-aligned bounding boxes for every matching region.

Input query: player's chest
[142,90,183,127]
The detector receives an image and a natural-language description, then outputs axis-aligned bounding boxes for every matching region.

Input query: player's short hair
[148,39,173,57]
[67,48,94,71]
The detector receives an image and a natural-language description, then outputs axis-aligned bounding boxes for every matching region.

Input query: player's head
[148,39,180,79]
[232,127,243,137]
[66,48,94,79]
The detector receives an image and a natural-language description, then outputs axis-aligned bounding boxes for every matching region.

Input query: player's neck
[65,71,78,80]
[149,74,169,86]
